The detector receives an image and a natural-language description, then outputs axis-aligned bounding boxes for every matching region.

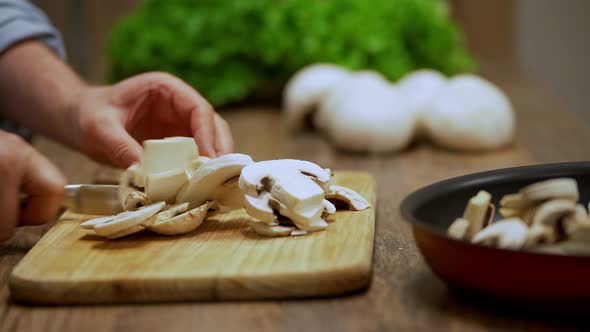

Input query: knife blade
[21,184,123,215]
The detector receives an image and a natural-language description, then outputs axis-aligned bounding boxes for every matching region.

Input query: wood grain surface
[1,64,590,331]
[9,172,375,304]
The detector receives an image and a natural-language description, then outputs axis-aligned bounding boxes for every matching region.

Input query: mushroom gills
[149,201,213,235]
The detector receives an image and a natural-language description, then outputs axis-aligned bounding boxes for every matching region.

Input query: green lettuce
[109,0,475,106]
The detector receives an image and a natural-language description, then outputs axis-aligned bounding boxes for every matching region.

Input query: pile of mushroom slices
[284,64,515,154]
[447,178,590,255]
[81,137,370,239]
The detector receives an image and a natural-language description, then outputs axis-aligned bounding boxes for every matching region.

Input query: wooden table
[2,64,590,331]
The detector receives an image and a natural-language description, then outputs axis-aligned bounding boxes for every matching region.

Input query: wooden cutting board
[9,171,376,304]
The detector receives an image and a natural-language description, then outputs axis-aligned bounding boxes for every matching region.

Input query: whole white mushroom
[422,74,515,151]
[283,63,351,131]
[397,69,447,134]
[315,72,417,153]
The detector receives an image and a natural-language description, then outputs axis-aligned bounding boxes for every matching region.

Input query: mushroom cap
[315,73,417,154]
[397,69,447,123]
[283,64,351,131]
[423,74,515,151]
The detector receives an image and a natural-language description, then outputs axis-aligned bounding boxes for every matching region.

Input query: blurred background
[31,0,589,121]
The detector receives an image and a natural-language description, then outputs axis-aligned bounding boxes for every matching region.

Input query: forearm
[0,40,87,146]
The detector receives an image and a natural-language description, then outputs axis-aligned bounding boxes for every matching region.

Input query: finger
[113,72,218,157]
[213,113,234,155]
[20,147,67,226]
[191,106,217,157]
[0,133,29,240]
[0,171,19,241]
[91,109,143,168]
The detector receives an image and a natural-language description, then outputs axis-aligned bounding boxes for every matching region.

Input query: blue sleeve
[0,0,65,59]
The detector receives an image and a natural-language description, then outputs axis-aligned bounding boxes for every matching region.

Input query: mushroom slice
[243,193,278,224]
[520,178,579,204]
[149,202,213,235]
[499,193,527,209]
[570,223,590,242]
[189,156,211,172]
[107,225,145,239]
[471,218,528,250]
[561,204,589,236]
[80,216,116,230]
[250,221,294,237]
[239,159,330,198]
[240,159,330,232]
[325,185,370,211]
[211,176,244,212]
[463,190,494,238]
[145,168,191,204]
[141,137,199,174]
[290,229,308,236]
[142,203,189,227]
[524,224,558,248]
[176,153,253,208]
[121,191,150,211]
[126,163,147,188]
[94,202,166,237]
[531,199,576,234]
[499,208,521,219]
[447,218,470,240]
[322,199,336,215]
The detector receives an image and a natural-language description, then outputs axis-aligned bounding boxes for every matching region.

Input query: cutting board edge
[9,259,373,304]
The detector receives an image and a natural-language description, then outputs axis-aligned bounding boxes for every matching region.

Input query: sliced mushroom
[107,225,146,239]
[520,178,579,204]
[561,204,589,235]
[141,203,189,227]
[325,185,370,211]
[463,190,494,238]
[80,216,116,230]
[94,202,166,237]
[176,153,253,208]
[500,193,527,209]
[447,217,470,240]
[531,199,576,239]
[290,229,308,236]
[239,159,330,198]
[141,137,199,174]
[189,156,211,172]
[239,159,330,232]
[145,168,191,204]
[250,221,294,237]
[121,191,150,211]
[211,176,244,212]
[126,163,147,188]
[148,201,213,235]
[243,193,278,224]
[499,207,521,219]
[322,199,336,215]
[524,224,558,248]
[471,218,528,250]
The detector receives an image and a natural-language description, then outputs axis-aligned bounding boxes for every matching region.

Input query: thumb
[95,118,143,168]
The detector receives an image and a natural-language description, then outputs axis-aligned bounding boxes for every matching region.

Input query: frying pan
[400,161,590,306]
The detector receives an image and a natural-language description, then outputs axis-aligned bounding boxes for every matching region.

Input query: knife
[21,184,123,215]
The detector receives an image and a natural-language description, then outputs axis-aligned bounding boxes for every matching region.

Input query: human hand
[71,72,234,168]
[0,131,66,241]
